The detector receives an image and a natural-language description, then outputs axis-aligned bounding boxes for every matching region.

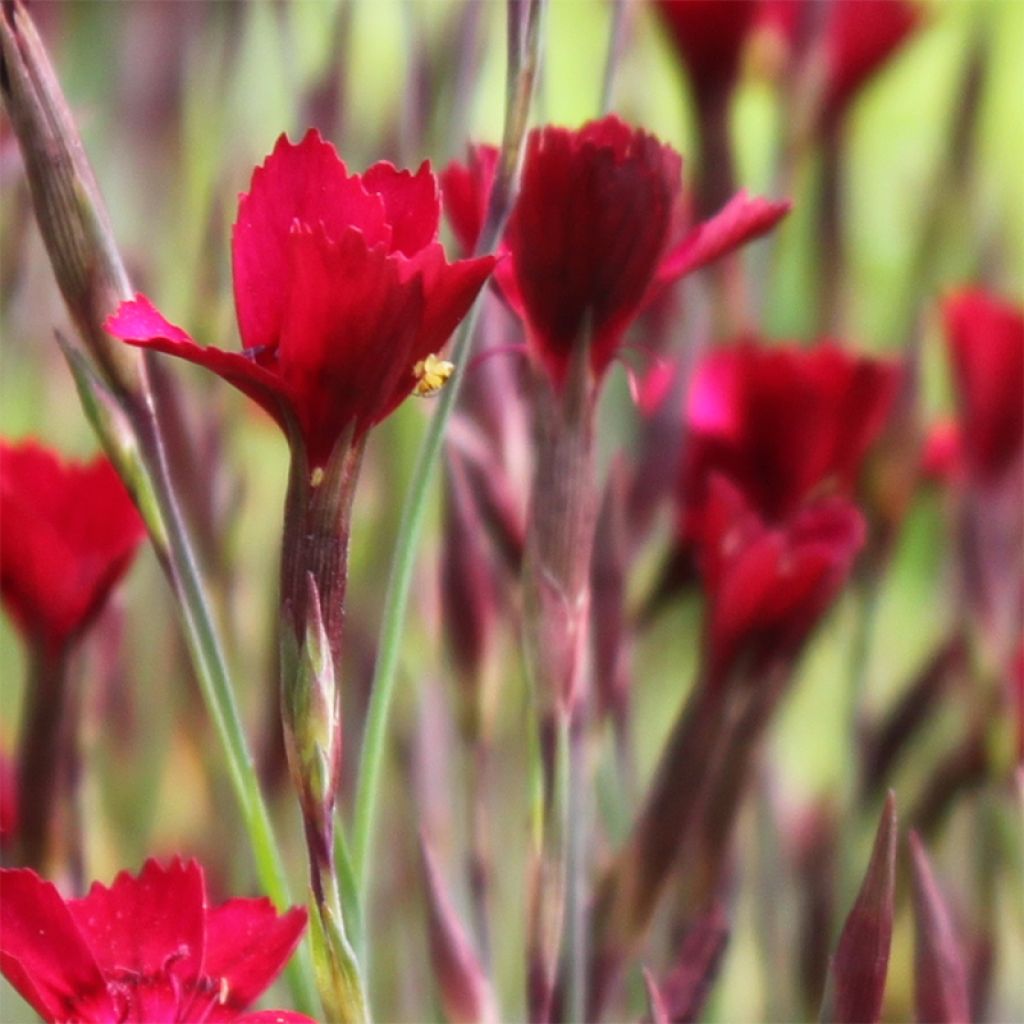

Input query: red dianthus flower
[697,475,865,685]
[442,116,789,390]
[942,288,1024,487]
[681,339,898,528]
[107,130,495,469]
[0,441,145,654]
[0,858,312,1023]
[653,0,761,103]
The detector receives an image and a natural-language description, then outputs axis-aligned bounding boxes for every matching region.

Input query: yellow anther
[310,467,325,488]
[412,353,455,397]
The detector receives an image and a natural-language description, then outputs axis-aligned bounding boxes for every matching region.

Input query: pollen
[412,354,455,396]
[310,467,325,488]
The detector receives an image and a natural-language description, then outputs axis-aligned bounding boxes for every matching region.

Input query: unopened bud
[0,1,141,399]
[282,573,341,847]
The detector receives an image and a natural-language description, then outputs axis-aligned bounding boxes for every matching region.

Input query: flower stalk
[15,646,71,873]
[279,435,371,1022]
[349,0,547,941]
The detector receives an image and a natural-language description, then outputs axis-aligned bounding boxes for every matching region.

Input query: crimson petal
[276,225,424,465]
[0,868,115,1024]
[363,160,441,257]
[67,858,206,1022]
[106,294,294,433]
[201,899,307,1019]
[232,129,391,352]
[658,191,791,283]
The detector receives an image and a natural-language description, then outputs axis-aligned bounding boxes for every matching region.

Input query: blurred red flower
[107,129,495,469]
[0,858,313,1023]
[681,339,898,529]
[942,288,1024,487]
[653,0,761,103]
[442,117,789,390]
[0,441,145,654]
[761,0,921,127]
[697,475,865,685]
[440,143,498,257]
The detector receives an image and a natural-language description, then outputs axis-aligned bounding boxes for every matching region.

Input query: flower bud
[0,1,141,400]
[281,573,341,861]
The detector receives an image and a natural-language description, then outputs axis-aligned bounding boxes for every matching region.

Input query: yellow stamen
[310,467,325,488]
[412,353,455,397]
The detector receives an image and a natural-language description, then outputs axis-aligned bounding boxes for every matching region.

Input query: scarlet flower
[0,858,313,1023]
[442,116,790,390]
[942,288,1024,486]
[682,339,898,528]
[697,475,865,684]
[106,130,495,470]
[0,441,145,654]
[653,0,761,103]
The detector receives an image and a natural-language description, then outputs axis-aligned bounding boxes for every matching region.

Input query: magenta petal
[363,160,441,257]
[106,295,294,430]
[440,145,499,256]
[232,129,390,352]
[68,859,206,1000]
[277,225,423,462]
[658,192,791,282]
[404,242,496,359]
[201,900,307,1018]
[234,1013,319,1023]
[0,868,115,1023]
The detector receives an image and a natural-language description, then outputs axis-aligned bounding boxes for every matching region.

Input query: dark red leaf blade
[908,831,970,1024]
[822,792,897,1024]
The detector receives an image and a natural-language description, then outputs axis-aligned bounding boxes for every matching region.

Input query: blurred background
[1,1,1022,1020]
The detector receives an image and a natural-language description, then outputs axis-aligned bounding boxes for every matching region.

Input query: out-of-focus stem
[565,719,588,1024]
[349,0,546,948]
[465,736,493,967]
[837,577,881,911]
[16,646,70,873]
[599,0,631,116]
[817,121,846,336]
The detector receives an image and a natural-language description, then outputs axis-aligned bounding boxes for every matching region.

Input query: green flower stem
[58,280,319,1022]
[125,398,321,1018]
[349,0,548,949]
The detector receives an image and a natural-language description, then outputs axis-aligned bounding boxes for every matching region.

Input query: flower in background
[0,440,145,654]
[440,143,499,257]
[938,288,1024,668]
[0,858,313,1023]
[681,339,898,530]
[942,288,1024,488]
[760,0,922,129]
[107,129,495,470]
[653,0,761,106]
[443,116,790,391]
[696,475,865,686]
